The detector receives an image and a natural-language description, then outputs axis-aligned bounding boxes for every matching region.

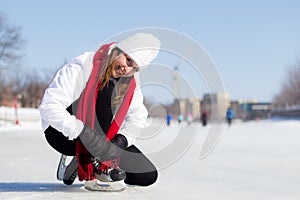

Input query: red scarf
[75,43,136,181]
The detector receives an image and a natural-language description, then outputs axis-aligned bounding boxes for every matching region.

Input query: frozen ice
[1,107,300,200]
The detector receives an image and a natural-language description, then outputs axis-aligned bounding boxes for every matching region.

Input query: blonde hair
[98,47,132,113]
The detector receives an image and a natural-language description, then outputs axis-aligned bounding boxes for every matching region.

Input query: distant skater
[166,113,172,126]
[186,112,193,125]
[177,114,183,124]
[226,107,234,126]
[201,111,208,127]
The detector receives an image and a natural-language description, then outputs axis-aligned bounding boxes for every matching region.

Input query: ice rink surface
[0,109,300,200]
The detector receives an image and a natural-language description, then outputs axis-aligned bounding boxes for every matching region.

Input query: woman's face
[111,53,138,78]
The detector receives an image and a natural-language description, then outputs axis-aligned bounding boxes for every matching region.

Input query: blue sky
[1,0,300,102]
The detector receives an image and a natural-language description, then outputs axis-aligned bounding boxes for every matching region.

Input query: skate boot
[56,155,78,185]
[84,158,126,192]
[92,157,126,182]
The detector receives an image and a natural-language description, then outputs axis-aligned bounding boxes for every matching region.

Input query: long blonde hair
[98,47,132,113]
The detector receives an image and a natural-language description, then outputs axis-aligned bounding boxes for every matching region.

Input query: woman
[39,33,161,187]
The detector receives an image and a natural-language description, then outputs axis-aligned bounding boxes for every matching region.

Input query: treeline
[273,61,300,109]
[0,71,51,108]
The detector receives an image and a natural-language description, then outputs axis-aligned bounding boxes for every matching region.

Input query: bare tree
[273,60,300,108]
[0,13,25,106]
[0,13,24,71]
[17,70,49,108]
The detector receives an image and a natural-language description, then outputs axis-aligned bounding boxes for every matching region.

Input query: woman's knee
[125,170,158,186]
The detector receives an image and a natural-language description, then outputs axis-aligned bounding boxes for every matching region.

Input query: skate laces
[70,169,78,180]
[64,157,78,180]
[91,157,126,182]
[91,157,120,175]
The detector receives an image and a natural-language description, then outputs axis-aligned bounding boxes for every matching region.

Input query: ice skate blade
[84,179,126,192]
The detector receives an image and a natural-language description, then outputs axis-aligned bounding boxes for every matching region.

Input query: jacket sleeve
[39,52,93,140]
[118,76,149,146]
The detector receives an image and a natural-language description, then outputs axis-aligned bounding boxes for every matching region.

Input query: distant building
[271,104,300,118]
[239,102,271,120]
[201,93,230,121]
[175,93,230,122]
[146,93,271,122]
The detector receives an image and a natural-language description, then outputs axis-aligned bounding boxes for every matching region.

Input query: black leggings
[45,126,158,186]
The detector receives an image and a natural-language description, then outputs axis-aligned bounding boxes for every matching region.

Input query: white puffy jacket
[39,51,148,146]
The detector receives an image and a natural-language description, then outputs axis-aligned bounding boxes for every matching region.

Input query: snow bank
[0,107,40,126]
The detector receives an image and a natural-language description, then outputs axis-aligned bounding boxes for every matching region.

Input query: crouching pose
[39,33,161,189]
